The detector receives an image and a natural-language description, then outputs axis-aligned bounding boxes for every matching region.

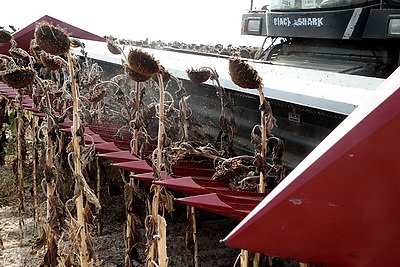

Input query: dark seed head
[0,29,12,43]
[40,52,66,70]
[34,22,70,55]
[0,59,7,71]
[8,47,29,59]
[228,58,262,89]
[86,87,107,104]
[186,68,211,84]
[1,67,36,89]
[124,64,152,82]
[70,38,84,48]
[107,38,121,55]
[127,49,160,75]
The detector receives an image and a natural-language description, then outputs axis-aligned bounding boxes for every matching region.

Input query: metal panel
[363,9,400,38]
[72,39,383,116]
[265,5,374,39]
[224,67,400,266]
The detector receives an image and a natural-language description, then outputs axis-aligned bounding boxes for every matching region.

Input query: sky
[1,0,267,47]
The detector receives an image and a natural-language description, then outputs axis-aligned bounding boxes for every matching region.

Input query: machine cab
[242,0,400,39]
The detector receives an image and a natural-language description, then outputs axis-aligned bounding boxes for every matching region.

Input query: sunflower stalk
[177,80,199,267]
[31,114,41,237]
[257,86,267,194]
[0,96,7,165]
[133,81,140,156]
[147,73,167,267]
[240,250,249,267]
[43,87,58,266]
[208,68,235,155]
[15,89,25,245]
[96,156,102,235]
[67,50,89,267]
[124,176,142,267]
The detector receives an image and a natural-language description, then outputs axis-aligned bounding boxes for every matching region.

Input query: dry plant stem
[43,89,58,266]
[180,96,189,142]
[125,177,134,267]
[250,86,268,267]
[213,75,226,118]
[31,115,41,237]
[181,96,198,266]
[133,81,140,155]
[173,148,225,162]
[156,73,164,174]
[240,250,249,267]
[190,206,199,267]
[16,91,25,244]
[148,74,167,267]
[253,253,261,267]
[257,86,267,194]
[96,156,102,235]
[67,51,89,267]
[157,215,168,267]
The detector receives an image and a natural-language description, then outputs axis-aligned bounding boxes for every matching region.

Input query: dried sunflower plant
[0,29,37,245]
[227,58,286,266]
[227,58,286,192]
[32,21,101,267]
[107,39,175,267]
[186,66,236,155]
[125,47,170,267]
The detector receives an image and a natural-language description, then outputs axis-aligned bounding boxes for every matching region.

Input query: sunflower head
[34,22,70,55]
[1,67,36,89]
[124,64,152,82]
[107,38,121,55]
[40,52,66,70]
[228,58,262,89]
[127,49,160,75]
[8,47,29,59]
[0,29,12,43]
[186,68,211,84]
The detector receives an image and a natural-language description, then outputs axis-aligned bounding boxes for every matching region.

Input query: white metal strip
[342,8,362,39]
[72,39,383,115]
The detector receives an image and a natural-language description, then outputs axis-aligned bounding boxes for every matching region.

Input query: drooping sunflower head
[107,37,121,55]
[228,58,262,89]
[124,64,152,82]
[34,22,70,55]
[8,47,29,59]
[0,29,12,43]
[1,67,36,89]
[186,67,211,84]
[127,49,160,75]
[40,52,67,70]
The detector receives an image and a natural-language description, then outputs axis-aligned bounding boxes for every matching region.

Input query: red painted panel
[0,15,105,55]
[224,68,400,266]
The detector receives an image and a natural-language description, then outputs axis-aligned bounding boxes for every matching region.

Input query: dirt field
[0,164,242,267]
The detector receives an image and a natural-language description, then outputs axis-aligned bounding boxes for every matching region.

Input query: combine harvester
[49,1,400,263]
[1,3,399,263]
